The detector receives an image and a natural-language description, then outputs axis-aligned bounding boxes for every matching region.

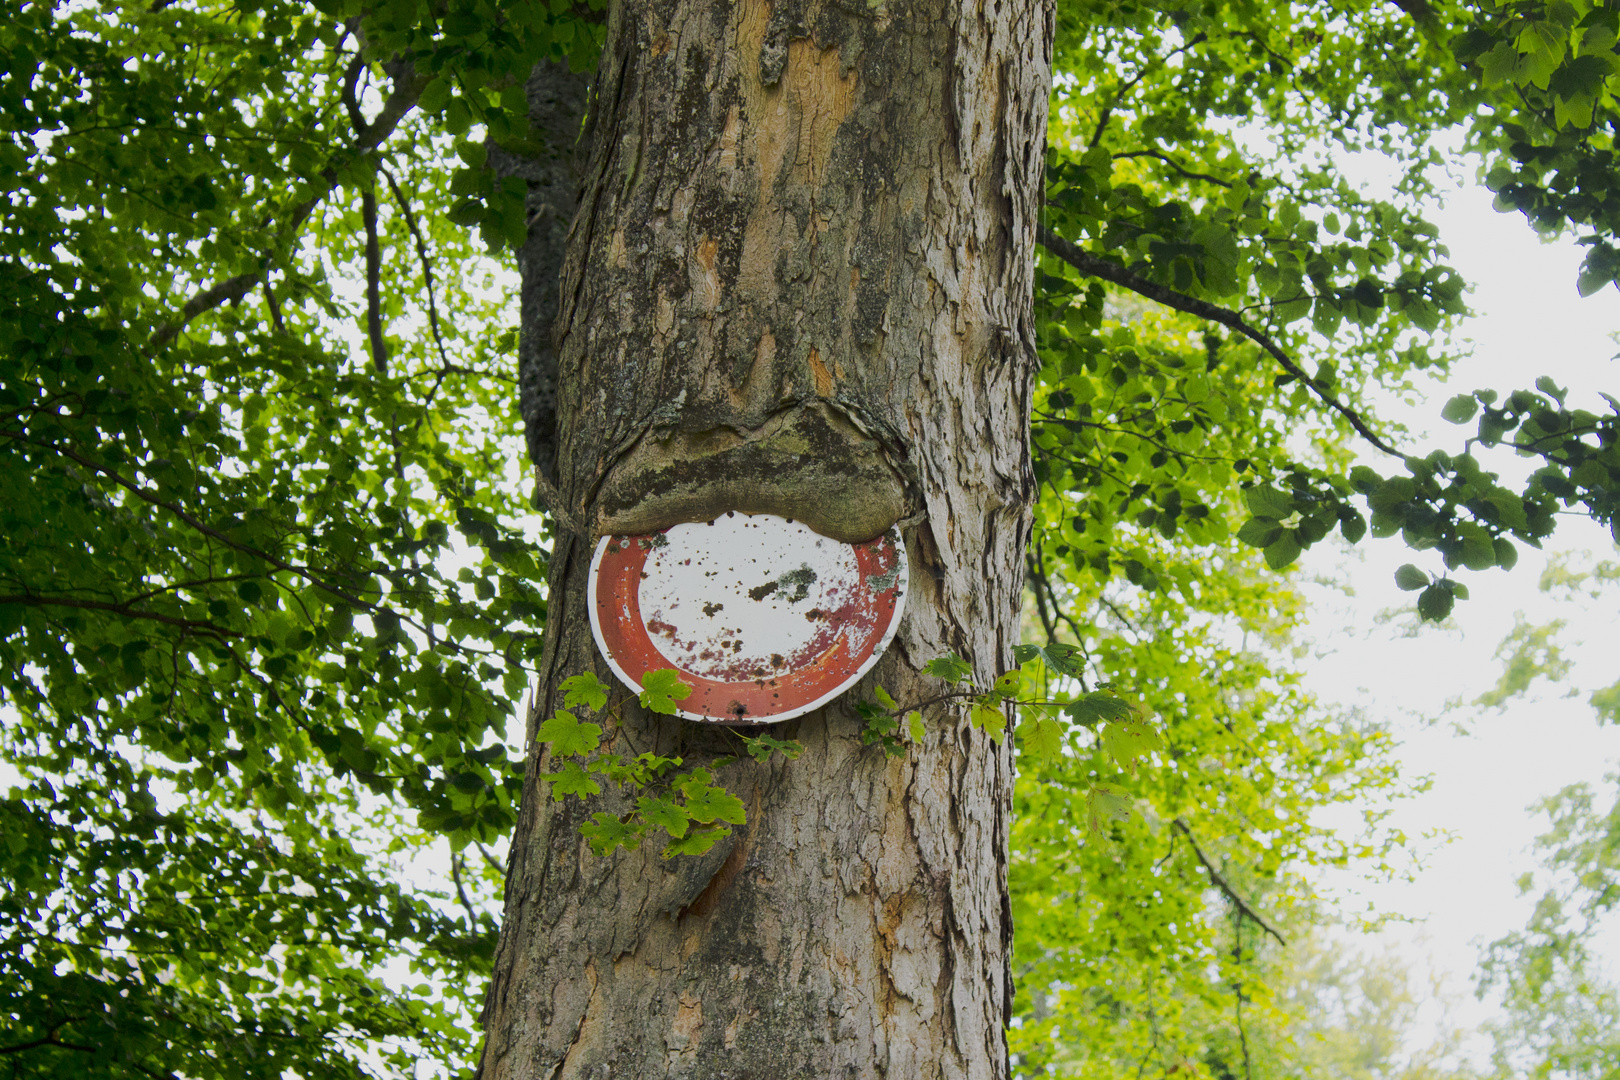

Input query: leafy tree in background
[1,0,1617,1077]
[1467,554,1620,1080]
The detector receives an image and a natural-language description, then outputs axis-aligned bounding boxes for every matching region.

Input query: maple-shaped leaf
[1064,691,1135,728]
[970,701,1007,744]
[580,812,642,856]
[537,711,601,757]
[924,654,973,683]
[561,671,610,711]
[636,794,691,839]
[540,761,600,800]
[1018,712,1065,762]
[1101,718,1164,774]
[662,824,731,859]
[741,734,803,762]
[675,770,746,825]
[1086,783,1135,836]
[639,668,692,714]
[906,710,925,743]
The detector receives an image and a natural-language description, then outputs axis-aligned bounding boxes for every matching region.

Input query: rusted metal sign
[588,512,908,724]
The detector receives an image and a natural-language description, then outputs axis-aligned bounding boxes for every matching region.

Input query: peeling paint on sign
[587,512,908,724]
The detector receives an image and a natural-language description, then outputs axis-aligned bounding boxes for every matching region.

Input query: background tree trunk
[481,0,1052,1075]
[488,58,592,482]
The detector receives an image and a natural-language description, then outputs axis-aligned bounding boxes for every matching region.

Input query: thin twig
[0,1018,94,1055]
[1088,34,1208,149]
[1026,552,1059,643]
[474,842,505,876]
[379,165,453,380]
[1036,224,1402,458]
[1172,818,1286,946]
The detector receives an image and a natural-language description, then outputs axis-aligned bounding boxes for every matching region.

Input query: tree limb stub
[1036,224,1402,458]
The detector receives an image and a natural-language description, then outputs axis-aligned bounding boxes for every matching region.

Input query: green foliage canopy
[3,0,1618,1077]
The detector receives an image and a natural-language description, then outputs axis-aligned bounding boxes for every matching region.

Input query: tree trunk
[481,0,1051,1075]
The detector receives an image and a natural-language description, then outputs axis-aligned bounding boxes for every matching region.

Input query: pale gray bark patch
[481,0,1053,1075]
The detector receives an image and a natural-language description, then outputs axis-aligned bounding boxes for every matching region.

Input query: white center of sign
[638,514,861,682]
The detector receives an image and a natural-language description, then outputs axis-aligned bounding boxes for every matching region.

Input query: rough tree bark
[480,0,1052,1075]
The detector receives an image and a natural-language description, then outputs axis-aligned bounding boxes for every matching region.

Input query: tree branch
[0,1019,94,1055]
[1112,149,1232,188]
[1172,818,1286,946]
[2,429,378,612]
[530,465,587,537]
[363,187,388,373]
[342,54,370,137]
[148,64,432,351]
[1036,224,1402,458]
[0,594,241,639]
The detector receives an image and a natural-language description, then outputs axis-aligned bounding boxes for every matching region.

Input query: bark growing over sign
[481,0,1052,1075]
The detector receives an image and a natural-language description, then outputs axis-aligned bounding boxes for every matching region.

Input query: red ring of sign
[588,523,907,724]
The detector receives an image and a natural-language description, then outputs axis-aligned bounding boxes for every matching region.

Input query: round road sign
[587,512,908,724]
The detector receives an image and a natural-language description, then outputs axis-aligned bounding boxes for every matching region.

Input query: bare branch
[1036,224,1403,458]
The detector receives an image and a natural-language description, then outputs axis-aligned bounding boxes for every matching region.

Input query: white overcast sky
[1296,166,1620,1061]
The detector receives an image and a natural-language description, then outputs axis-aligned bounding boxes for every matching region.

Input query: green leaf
[1441,394,1479,424]
[969,701,1007,744]
[636,795,690,839]
[1065,692,1135,727]
[740,733,804,762]
[541,761,600,799]
[1461,528,1497,572]
[992,671,1023,699]
[1243,484,1293,519]
[639,668,693,714]
[906,711,925,742]
[1263,532,1303,570]
[1417,583,1455,622]
[924,654,974,683]
[1236,517,1284,548]
[675,770,746,825]
[1086,783,1135,836]
[663,824,731,858]
[1019,641,1088,679]
[1018,713,1065,762]
[580,812,642,856]
[1101,718,1164,774]
[873,685,898,710]
[1394,564,1429,591]
[537,711,602,757]
[561,671,610,712]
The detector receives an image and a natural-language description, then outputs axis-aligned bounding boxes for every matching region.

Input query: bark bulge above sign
[588,512,907,724]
